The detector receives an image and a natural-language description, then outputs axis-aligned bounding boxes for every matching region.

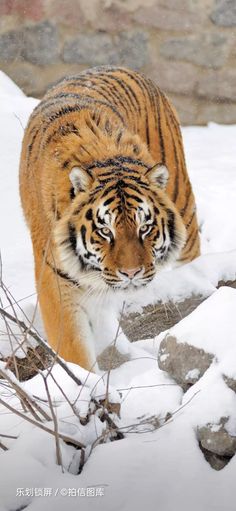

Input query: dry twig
[43,375,64,469]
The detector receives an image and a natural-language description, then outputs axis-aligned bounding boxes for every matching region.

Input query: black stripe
[145,110,150,149]
[123,193,143,203]
[166,209,176,243]
[103,73,141,114]
[85,208,93,220]
[51,195,61,221]
[46,260,80,287]
[52,99,123,122]
[27,130,38,157]
[155,90,166,164]
[97,167,140,178]
[98,171,121,179]
[103,197,115,207]
[161,91,186,178]
[153,230,160,241]
[63,159,70,169]
[161,218,166,242]
[117,68,163,158]
[122,182,146,193]
[81,225,87,250]
[184,229,199,255]
[117,67,147,95]
[68,222,77,254]
[87,156,149,171]
[79,145,93,158]
[164,104,180,203]
[31,97,125,139]
[185,208,196,229]
[74,80,114,106]
[94,76,131,118]
[117,130,123,143]
[30,92,83,118]
[180,182,192,217]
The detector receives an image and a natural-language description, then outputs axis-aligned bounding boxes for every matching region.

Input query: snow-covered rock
[198,420,236,458]
[157,286,236,385]
[158,334,214,389]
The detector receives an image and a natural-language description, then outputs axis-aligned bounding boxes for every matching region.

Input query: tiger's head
[54,158,186,293]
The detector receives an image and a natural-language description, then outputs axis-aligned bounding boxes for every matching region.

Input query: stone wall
[0,0,236,124]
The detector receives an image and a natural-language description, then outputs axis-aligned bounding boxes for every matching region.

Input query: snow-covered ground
[0,71,236,511]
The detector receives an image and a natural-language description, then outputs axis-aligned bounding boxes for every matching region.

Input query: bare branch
[0,366,51,422]
[42,375,64,470]
[0,395,85,449]
[0,440,8,451]
[0,433,17,439]
[0,307,82,387]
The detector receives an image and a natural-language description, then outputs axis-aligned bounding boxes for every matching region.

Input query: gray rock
[199,442,232,470]
[223,376,236,393]
[167,94,199,126]
[133,3,204,31]
[158,335,214,389]
[198,419,236,457]
[121,297,205,342]
[197,68,236,101]
[63,33,115,67]
[150,60,198,96]
[97,345,130,371]
[0,29,24,61]
[115,31,149,70]
[193,100,236,125]
[22,21,59,66]
[121,281,236,343]
[63,31,148,70]
[160,33,229,68]
[210,0,236,26]
[218,280,236,290]
[1,60,86,98]
[90,5,131,31]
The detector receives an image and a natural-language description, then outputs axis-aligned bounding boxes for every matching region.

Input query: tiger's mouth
[111,279,153,291]
[101,270,155,290]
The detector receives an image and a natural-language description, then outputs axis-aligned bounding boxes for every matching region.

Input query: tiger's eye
[101,227,111,236]
[140,224,150,233]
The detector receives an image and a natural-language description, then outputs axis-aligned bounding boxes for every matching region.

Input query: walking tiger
[19,66,200,370]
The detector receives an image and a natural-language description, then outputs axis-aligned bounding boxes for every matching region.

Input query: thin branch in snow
[13,112,25,131]
[0,306,82,387]
[0,365,51,422]
[0,395,85,449]
[0,440,8,451]
[0,433,18,439]
[42,375,64,470]
[116,383,178,392]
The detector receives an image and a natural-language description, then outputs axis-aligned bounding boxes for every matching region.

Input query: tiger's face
[54,163,186,292]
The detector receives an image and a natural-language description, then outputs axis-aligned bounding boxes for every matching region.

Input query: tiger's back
[20,65,199,263]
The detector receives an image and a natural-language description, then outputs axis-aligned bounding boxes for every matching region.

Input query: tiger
[19,65,200,371]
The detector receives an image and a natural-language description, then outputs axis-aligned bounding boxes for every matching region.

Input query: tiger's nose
[119,267,142,279]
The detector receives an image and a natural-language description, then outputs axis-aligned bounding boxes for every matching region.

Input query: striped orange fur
[19,66,200,370]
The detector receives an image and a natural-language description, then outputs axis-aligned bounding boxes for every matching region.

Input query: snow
[0,70,25,97]
[186,368,200,380]
[164,286,236,369]
[1,71,236,511]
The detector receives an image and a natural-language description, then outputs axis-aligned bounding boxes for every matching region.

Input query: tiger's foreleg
[34,252,97,371]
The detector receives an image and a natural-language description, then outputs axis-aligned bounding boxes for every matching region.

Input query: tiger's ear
[146,163,169,189]
[69,167,92,193]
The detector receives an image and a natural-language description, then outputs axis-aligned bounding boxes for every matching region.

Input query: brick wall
[0,0,236,124]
